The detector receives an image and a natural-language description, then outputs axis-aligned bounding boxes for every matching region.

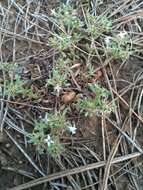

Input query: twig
[112,88,143,124]
[0,99,52,111]
[5,130,45,177]
[9,152,141,190]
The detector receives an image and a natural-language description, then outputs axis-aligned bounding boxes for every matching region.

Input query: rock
[62,91,76,104]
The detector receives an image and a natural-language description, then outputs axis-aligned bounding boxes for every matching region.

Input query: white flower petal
[47,140,54,146]
[68,125,77,135]
[105,36,112,45]
[117,31,127,38]
[41,113,49,123]
[44,135,54,146]
[54,85,62,96]
[51,9,56,15]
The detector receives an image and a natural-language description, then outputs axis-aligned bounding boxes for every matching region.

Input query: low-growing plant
[3,75,38,98]
[45,112,68,131]
[76,83,115,117]
[87,64,96,77]
[27,123,46,154]
[51,4,83,31]
[46,136,64,157]
[105,32,133,59]
[27,121,64,156]
[27,111,71,156]
[47,68,69,93]
[86,14,112,38]
[46,58,70,95]
[49,4,83,51]
[0,62,17,72]
[0,62,38,98]
[27,4,133,158]
[50,33,74,51]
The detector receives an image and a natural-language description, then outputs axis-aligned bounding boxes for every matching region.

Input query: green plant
[0,62,17,72]
[49,5,83,51]
[50,33,73,51]
[45,112,67,130]
[27,111,69,156]
[46,58,70,95]
[105,32,133,59]
[87,64,95,77]
[86,14,112,38]
[98,15,112,31]
[51,4,83,31]
[28,5,134,157]
[27,132,63,156]
[27,123,46,154]
[47,68,68,93]
[76,83,115,117]
[47,136,64,157]
[0,62,38,98]
[3,75,38,98]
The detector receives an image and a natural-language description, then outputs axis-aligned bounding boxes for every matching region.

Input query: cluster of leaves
[0,63,38,98]
[50,4,83,51]
[105,33,133,59]
[50,4,114,53]
[27,4,134,156]
[86,14,112,38]
[76,84,115,117]
[46,58,70,95]
[27,111,69,156]
[4,75,38,98]
[48,5,114,95]
[51,4,83,30]
[49,4,133,60]
[27,121,48,154]
[0,62,17,72]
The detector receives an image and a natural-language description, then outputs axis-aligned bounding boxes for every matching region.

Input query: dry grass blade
[0,99,53,111]
[5,130,45,177]
[0,0,143,189]
[2,166,35,179]
[112,88,143,124]
[9,152,141,190]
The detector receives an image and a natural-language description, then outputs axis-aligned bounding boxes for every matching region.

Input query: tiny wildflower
[44,135,54,146]
[51,9,56,16]
[105,36,112,45]
[68,124,77,135]
[117,31,127,39]
[41,113,49,123]
[54,85,62,96]
[91,41,96,49]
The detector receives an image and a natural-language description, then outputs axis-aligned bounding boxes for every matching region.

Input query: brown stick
[112,88,143,124]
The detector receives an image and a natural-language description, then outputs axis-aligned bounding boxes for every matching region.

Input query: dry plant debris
[0,0,143,190]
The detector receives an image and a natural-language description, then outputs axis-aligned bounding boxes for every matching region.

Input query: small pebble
[62,91,76,104]
[16,134,21,138]
[5,143,11,148]
[18,160,23,164]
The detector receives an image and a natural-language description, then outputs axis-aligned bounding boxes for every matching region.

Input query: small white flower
[51,9,56,16]
[68,124,77,135]
[91,41,96,49]
[40,113,49,123]
[44,135,54,146]
[117,31,127,39]
[54,85,62,96]
[105,36,112,45]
